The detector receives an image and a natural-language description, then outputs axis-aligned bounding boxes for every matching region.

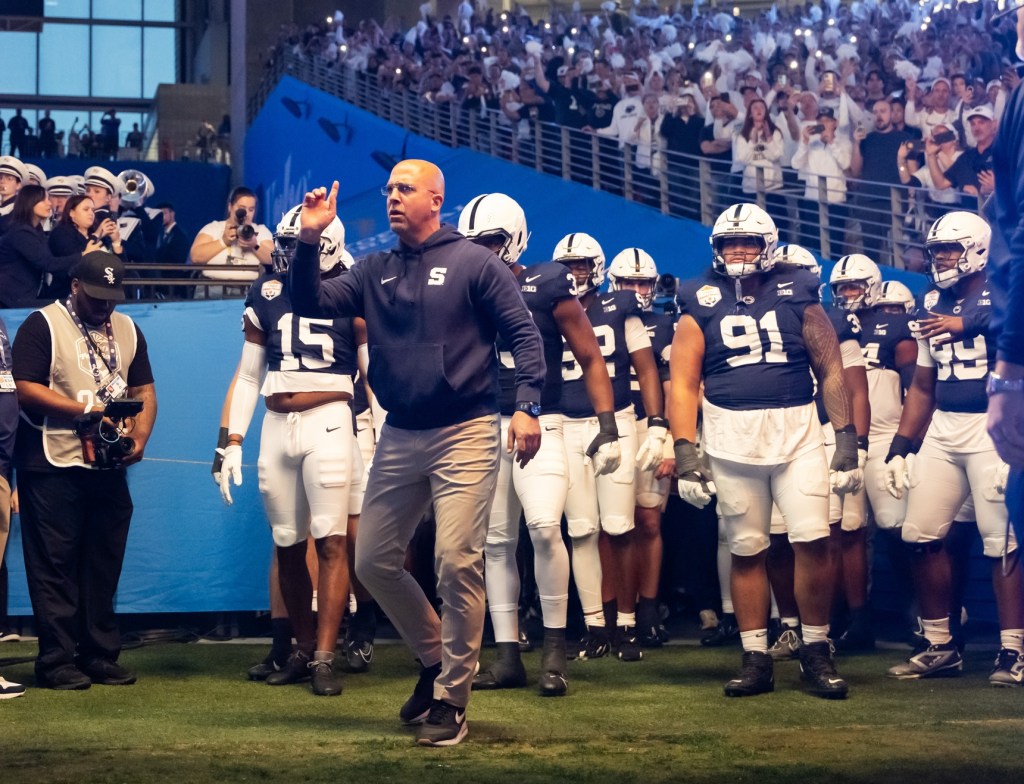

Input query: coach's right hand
[299,180,339,243]
[219,444,243,505]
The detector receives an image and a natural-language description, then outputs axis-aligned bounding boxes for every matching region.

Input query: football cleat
[472,642,527,690]
[247,653,283,681]
[724,651,774,697]
[518,628,534,653]
[576,625,611,660]
[538,628,568,697]
[265,649,311,686]
[699,609,720,631]
[768,625,802,661]
[989,649,1024,688]
[344,640,374,674]
[835,612,875,652]
[308,657,342,697]
[799,641,849,699]
[701,613,740,647]
[887,643,963,679]
[615,626,644,662]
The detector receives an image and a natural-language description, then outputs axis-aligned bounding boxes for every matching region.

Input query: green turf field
[2,640,1023,783]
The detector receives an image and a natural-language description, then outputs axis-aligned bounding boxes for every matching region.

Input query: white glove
[635,424,667,473]
[884,455,907,500]
[678,474,717,509]
[830,466,864,495]
[993,461,1010,497]
[219,444,243,505]
[591,439,621,476]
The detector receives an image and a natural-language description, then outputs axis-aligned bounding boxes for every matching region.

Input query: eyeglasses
[381,183,421,197]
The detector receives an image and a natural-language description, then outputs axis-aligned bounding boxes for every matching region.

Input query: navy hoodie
[288,225,545,430]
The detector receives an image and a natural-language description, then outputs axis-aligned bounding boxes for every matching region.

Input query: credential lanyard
[63,297,117,385]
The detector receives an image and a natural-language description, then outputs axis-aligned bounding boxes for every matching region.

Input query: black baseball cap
[73,252,126,302]
[817,107,836,120]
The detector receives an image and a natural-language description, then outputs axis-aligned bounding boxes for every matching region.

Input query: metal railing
[251,52,984,268]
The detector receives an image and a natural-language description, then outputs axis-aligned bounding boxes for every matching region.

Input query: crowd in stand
[266,0,1020,266]
[0,109,143,161]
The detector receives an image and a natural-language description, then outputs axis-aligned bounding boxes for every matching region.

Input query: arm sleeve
[286,239,363,318]
[840,338,866,369]
[915,338,935,368]
[624,315,652,352]
[227,340,267,438]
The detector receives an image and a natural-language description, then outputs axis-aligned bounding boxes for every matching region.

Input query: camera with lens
[90,207,115,249]
[652,273,679,316]
[234,207,256,242]
[72,398,143,469]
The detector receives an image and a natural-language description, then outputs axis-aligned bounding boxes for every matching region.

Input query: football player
[671,204,861,700]
[763,247,870,659]
[217,206,365,696]
[556,233,667,663]
[459,195,619,696]
[607,247,676,647]
[884,212,1024,685]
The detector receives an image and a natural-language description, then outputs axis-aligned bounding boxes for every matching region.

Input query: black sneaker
[309,658,342,697]
[400,661,442,725]
[247,653,284,681]
[615,626,643,662]
[472,642,527,690]
[799,641,849,699]
[701,614,740,647]
[835,612,875,653]
[77,658,136,686]
[989,648,1024,687]
[344,640,374,674]
[576,625,610,660]
[265,649,311,686]
[415,699,468,747]
[724,651,774,697]
[518,628,533,653]
[0,674,26,699]
[38,665,91,691]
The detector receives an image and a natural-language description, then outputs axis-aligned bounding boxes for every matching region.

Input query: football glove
[586,411,621,476]
[675,438,716,509]
[212,426,229,485]
[219,443,243,505]
[884,434,914,500]
[635,416,668,473]
[829,425,863,494]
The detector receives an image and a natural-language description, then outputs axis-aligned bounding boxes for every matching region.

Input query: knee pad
[316,455,351,488]
[271,525,303,548]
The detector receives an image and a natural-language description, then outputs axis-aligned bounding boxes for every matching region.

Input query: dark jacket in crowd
[0,224,81,308]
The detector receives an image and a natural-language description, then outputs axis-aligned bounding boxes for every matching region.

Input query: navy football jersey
[631,309,675,420]
[857,308,915,371]
[921,279,994,414]
[561,288,644,418]
[677,267,819,410]
[813,307,863,424]
[497,261,577,415]
[245,273,358,377]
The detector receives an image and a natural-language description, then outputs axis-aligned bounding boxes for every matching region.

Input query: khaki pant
[0,475,10,565]
[354,414,500,709]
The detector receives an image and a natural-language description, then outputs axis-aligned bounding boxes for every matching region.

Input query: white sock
[617,611,636,628]
[529,525,570,629]
[781,616,800,630]
[571,533,603,622]
[1000,629,1024,654]
[921,617,952,646]
[740,628,769,653]
[484,538,520,644]
[717,529,733,613]
[801,623,829,645]
[583,611,605,629]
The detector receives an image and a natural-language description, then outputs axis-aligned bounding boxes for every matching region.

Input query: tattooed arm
[803,303,853,430]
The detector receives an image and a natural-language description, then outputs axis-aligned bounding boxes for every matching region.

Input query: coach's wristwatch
[986,372,1024,396]
[515,401,542,417]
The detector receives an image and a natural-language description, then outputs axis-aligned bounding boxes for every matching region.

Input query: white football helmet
[608,247,659,309]
[553,232,606,296]
[875,280,916,314]
[771,244,820,278]
[458,193,530,266]
[710,203,779,278]
[272,204,346,275]
[829,254,881,311]
[924,211,991,290]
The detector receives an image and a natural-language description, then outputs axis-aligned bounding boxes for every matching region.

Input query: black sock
[270,617,293,662]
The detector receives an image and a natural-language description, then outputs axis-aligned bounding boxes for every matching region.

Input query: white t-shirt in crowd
[194,219,272,280]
